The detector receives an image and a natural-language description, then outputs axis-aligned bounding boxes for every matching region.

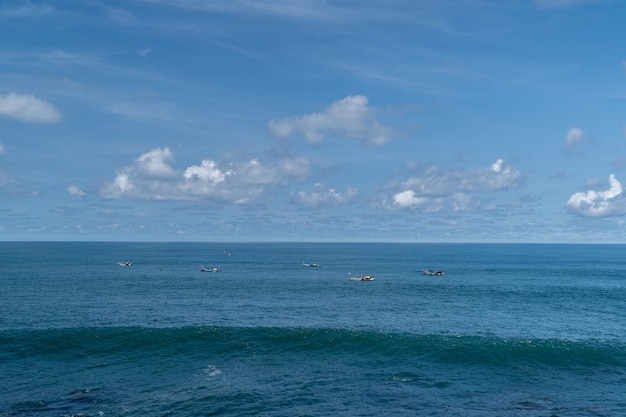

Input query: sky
[1,0,626,243]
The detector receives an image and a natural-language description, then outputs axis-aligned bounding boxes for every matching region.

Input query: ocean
[1,242,625,416]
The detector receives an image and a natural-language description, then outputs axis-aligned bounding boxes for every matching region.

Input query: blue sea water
[1,242,625,416]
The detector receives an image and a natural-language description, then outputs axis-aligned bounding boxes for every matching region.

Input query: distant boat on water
[423,269,445,276]
[347,272,375,281]
[200,265,221,272]
[224,250,232,256]
[302,262,319,267]
[117,261,132,267]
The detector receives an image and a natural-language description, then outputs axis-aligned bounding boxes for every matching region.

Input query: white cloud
[236,159,280,185]
[389,159,522,211]
[451,192,480,212]
[294,183,358,207]
[565,127,584,147]
[279,157,312,180]
[566,174,626,217]
[67,186,85,197]
[268,95,394,145]
[484,158,523,191]
[136,147,176,177]
[101,147,310,203]
[184,160,231,184]
[393,190,427,209]
[0,93,61,123]
[102,172,133,198]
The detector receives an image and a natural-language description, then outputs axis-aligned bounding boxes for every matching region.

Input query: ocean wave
[2,326,625,369]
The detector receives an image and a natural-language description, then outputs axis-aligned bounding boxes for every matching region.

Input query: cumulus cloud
[566,174,626,217]
[565,127,584,147]
[389,159,522,211]
[293,182,358,207]
[101,147,310,203]
[268,95,394,145]
[184,159,230,184]
[393,190,426,209]
[136,147,176,177]
[0,93,61,123]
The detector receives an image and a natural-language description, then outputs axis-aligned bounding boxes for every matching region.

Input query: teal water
[1,242,625,416]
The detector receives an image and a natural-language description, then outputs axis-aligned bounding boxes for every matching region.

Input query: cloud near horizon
[292,182,358,207]
[268,95,394,145]
[0,93,61,123]
[389,159,523,211]
[566,174,626,217]
[100,147,311,203]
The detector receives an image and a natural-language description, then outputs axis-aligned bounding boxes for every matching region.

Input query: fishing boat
[347,272,375,281]
[423,269,445,276]
[200,265,221,272]
[117,261,132,267]
[302,262,319,267]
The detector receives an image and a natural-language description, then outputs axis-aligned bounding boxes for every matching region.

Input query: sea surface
[1,242,625,416]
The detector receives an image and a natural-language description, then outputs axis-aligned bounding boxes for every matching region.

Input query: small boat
[423,269,445,276]
[302,262,319,267]
[224,250,232,256]
[200,265,221,272]
[117,261,132,267]
[347,272,375,281]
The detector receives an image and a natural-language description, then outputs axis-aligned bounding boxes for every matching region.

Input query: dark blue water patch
[0,327,626,384]
[3,326,625,371]
[0,326,626,365]
[2,326,626,416]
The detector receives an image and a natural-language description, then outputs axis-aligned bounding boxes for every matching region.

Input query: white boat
[117,261,132,266]
[422,269,445,276]
[302,262,319,267]
[347,272,375,281]
[200,265,221,272]
[224,250,232,256]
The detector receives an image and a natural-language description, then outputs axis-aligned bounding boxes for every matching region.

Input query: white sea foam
[204,365,222,377]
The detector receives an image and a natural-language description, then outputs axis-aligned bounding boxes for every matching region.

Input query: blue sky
[1,0,626,242]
